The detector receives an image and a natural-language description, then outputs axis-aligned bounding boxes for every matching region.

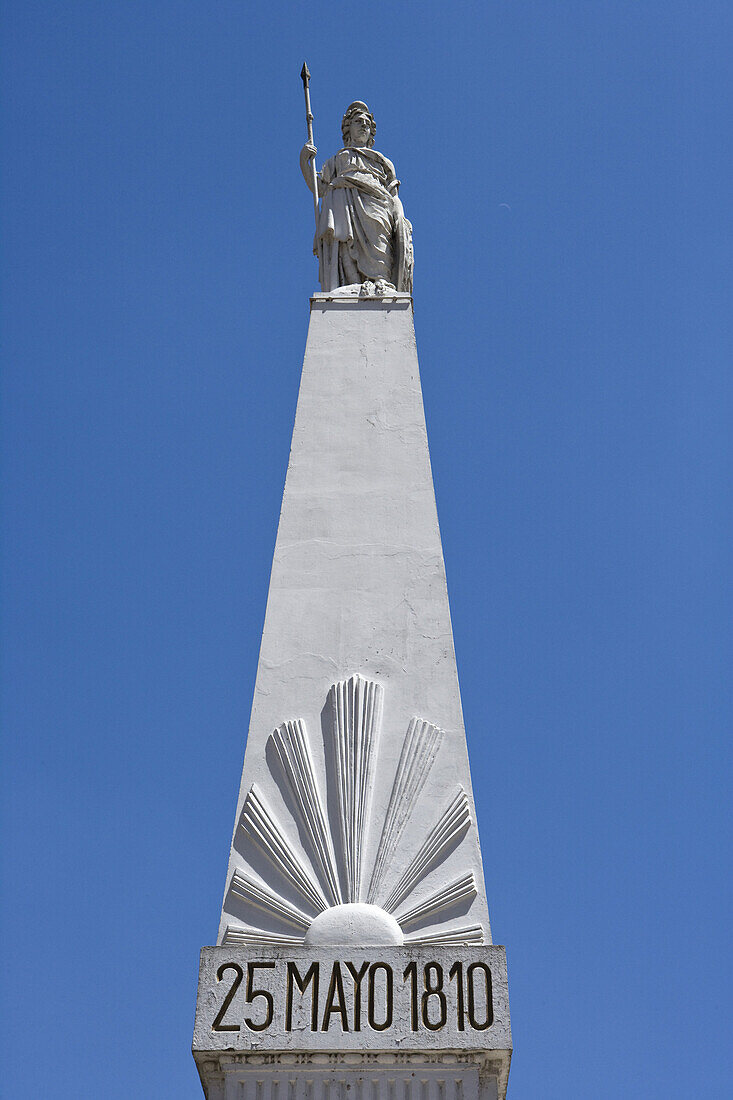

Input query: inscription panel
[193,946,510,1053]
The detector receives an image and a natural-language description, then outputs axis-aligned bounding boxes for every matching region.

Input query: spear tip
[301,61,310,84]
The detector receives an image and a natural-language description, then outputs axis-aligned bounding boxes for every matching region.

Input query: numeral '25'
[212,961,275,1032]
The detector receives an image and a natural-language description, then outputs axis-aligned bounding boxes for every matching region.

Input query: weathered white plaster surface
[217,298,494,953]
[194,946,509,1050]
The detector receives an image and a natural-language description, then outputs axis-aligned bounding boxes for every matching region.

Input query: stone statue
[300,101,413,295]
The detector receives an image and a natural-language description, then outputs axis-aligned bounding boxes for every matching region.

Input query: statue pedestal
[193,945,511,1100]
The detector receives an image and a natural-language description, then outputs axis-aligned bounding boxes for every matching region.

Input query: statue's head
[341,101,376,148]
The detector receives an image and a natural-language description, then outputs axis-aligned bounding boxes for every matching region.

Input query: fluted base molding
[194,1050,510,1100]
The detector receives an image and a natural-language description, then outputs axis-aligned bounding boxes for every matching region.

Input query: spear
[300,62,320,232]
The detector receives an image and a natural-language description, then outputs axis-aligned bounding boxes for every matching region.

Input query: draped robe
[315,147,413,293]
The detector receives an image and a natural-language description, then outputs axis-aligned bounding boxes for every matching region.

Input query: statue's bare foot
[375,279,395,296]
[360,280,376,297]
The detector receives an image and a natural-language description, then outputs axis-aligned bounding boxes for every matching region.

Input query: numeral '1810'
[402,961,493,1031]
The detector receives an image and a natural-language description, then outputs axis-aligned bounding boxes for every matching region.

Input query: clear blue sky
[2,2,731,1096]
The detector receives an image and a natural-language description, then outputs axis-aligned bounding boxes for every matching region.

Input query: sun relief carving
[223,674,482,948]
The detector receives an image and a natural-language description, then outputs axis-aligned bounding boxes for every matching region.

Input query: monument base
[193,946,511,1100]
[194,1049,510,1100]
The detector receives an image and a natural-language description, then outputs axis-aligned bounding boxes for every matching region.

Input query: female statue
[299,102,413,294]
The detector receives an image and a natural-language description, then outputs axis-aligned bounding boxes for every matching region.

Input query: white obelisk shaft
[218,295,492,942]
[193,293,511,1100]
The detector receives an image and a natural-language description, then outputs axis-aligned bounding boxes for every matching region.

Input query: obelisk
[193,92,511,1100]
